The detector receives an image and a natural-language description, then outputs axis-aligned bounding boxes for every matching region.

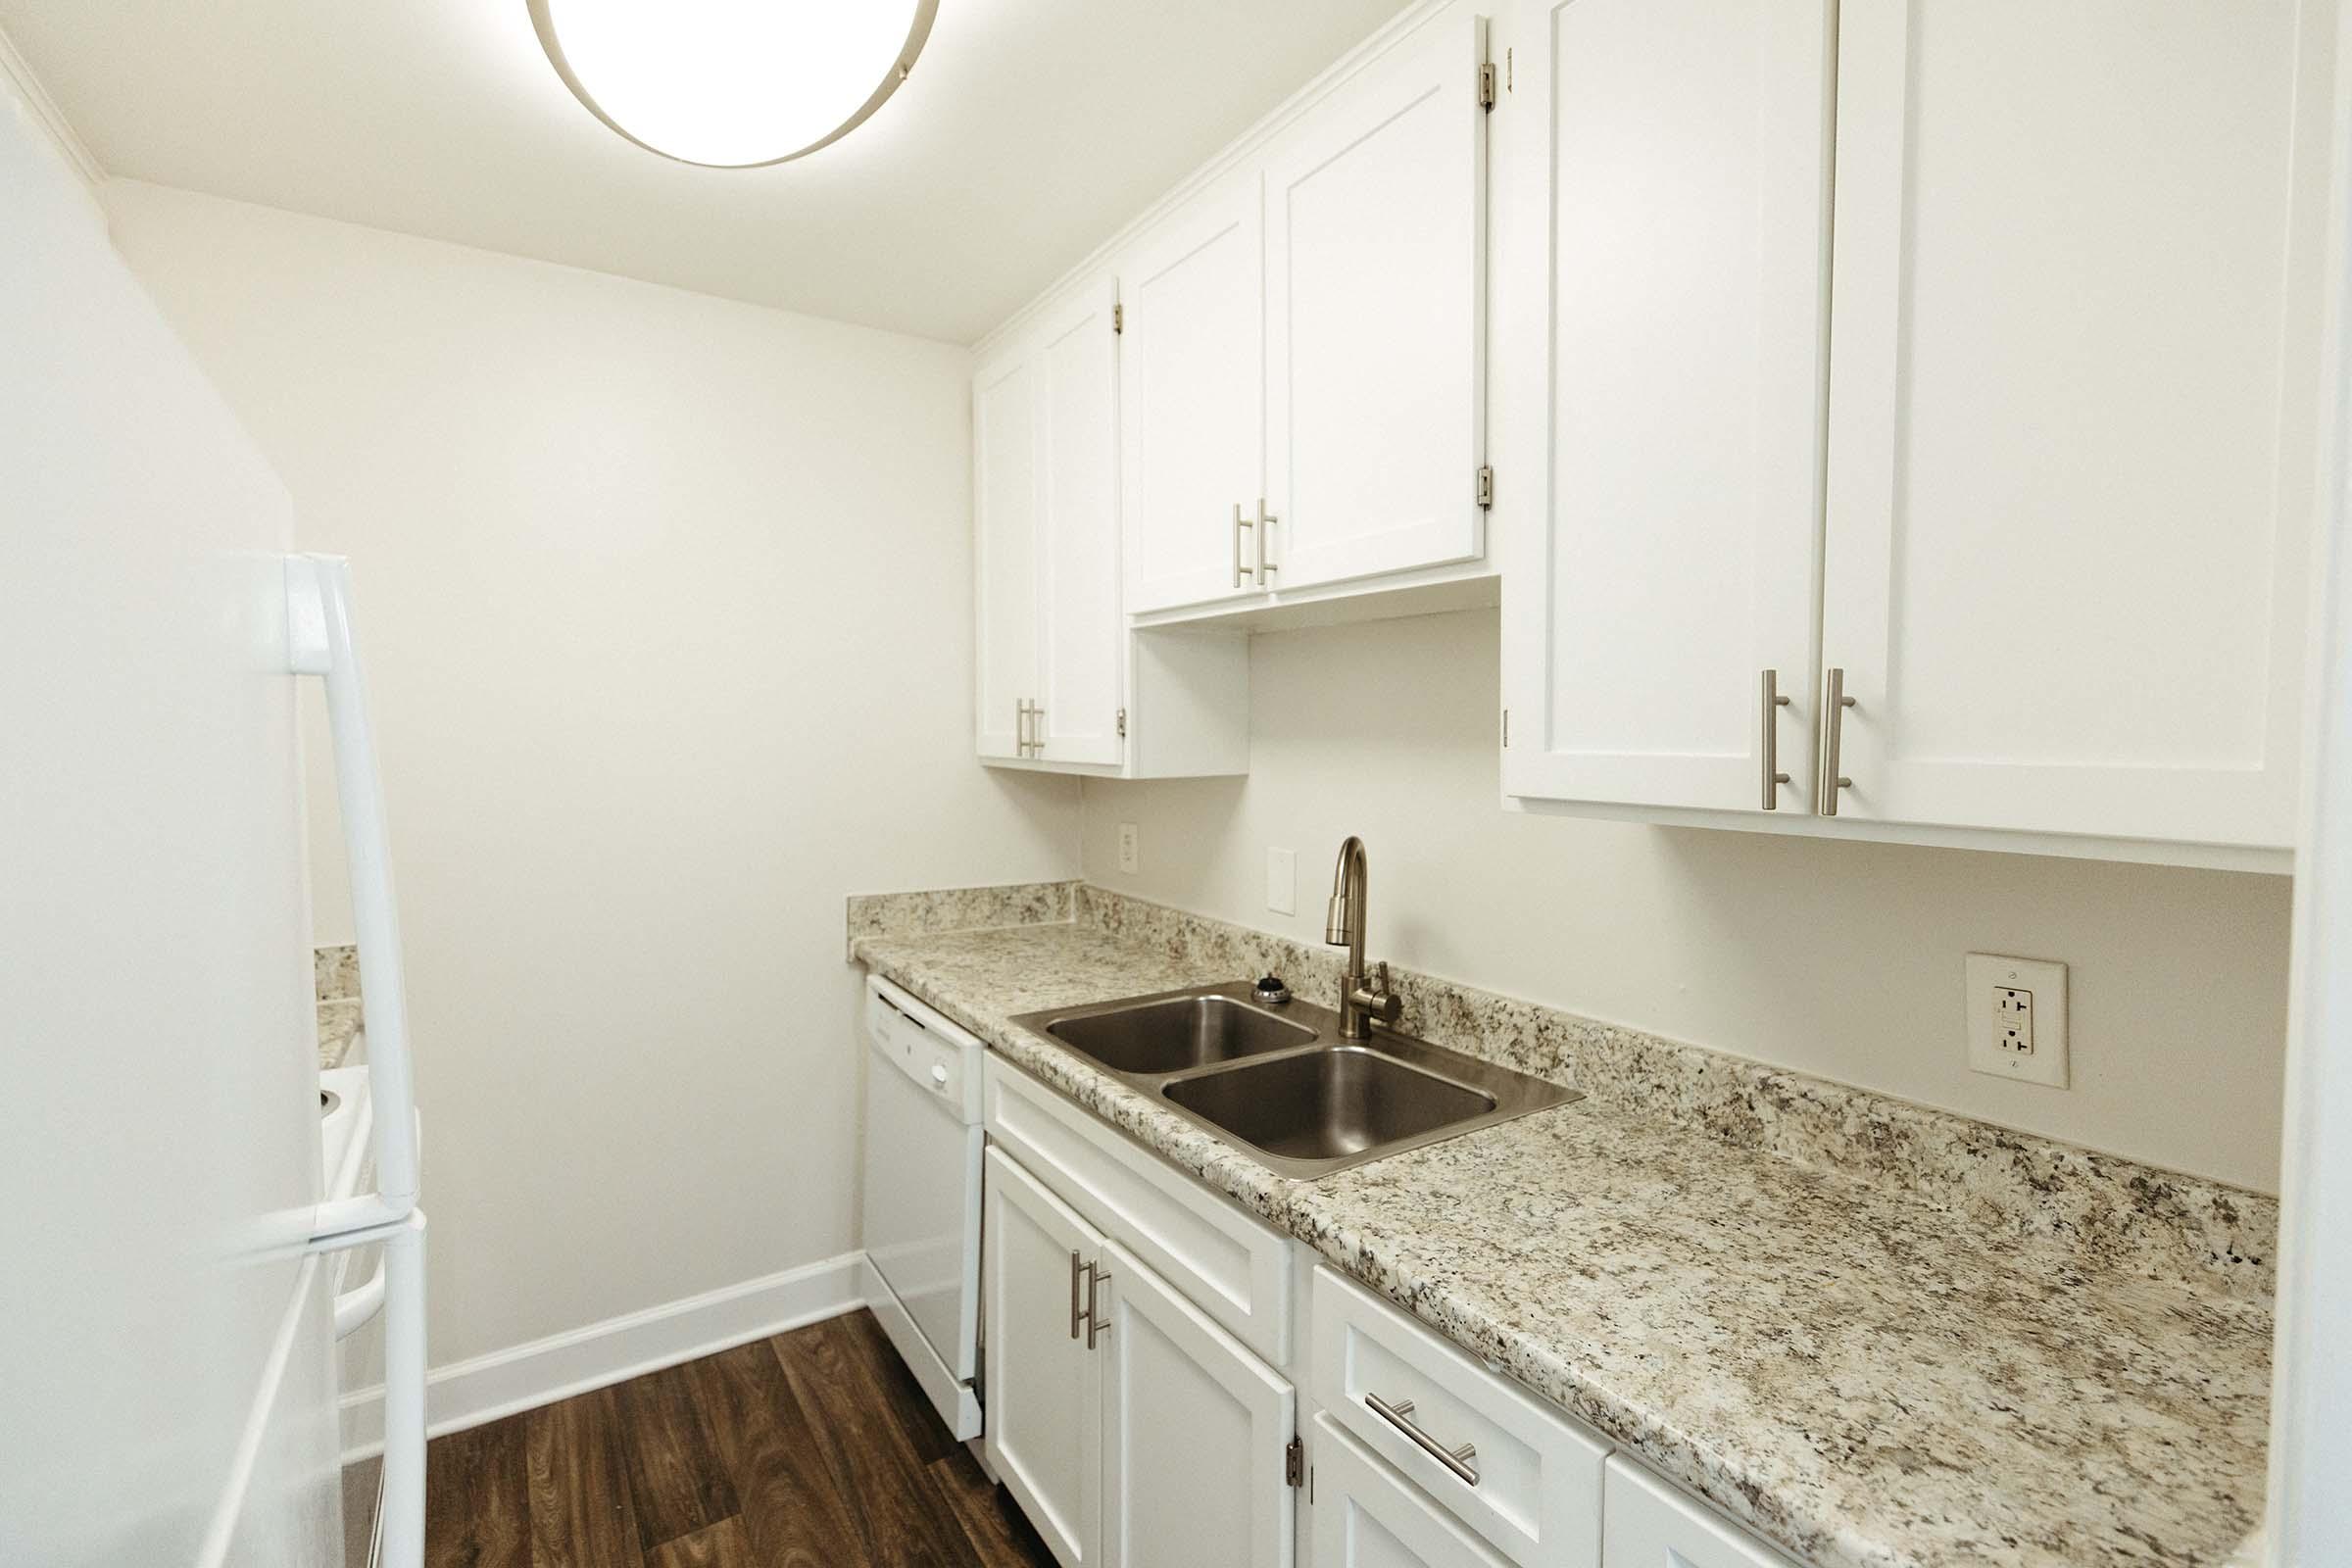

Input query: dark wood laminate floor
[423,1309,1054,1568]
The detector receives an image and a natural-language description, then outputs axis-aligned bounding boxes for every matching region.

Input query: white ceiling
[0,0,1405,343]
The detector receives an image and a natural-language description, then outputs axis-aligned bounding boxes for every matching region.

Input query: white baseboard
[338,1250,864,1461]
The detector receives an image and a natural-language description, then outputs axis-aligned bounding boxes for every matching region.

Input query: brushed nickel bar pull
[1818,667,1855,815]
[1363,1393,1480,1487]
[1016,699,1037,758]
[1030,705,1046,758]
[1084,1261,1111,1349]
[1255,499,1277,584]
[1068,1250,1083,1341]
[1233,503,1253,590]
[1761,669,1791,809]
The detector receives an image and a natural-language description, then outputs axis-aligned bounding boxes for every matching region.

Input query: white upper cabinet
[974,273,1250,777]
[1037,280,1127,766]
[1498,0,1832,813]
[1263,6,1489,593]
[1815,0,2334,849]
[1502,0,2339,862]
[974,346,1040,762]
[1121,176,1267,615]
[1117,2,1494,621]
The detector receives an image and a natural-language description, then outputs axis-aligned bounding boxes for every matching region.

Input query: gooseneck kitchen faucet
[1325,835,1404,1040]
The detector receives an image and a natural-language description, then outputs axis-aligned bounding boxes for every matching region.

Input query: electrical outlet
[1966,954,2069,1088]
[1266,848,1296,915]
[1116,822,1140,876]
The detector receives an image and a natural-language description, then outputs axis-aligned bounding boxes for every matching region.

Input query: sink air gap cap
[527,0,939,169]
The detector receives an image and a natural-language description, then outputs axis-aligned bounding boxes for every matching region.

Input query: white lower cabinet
[983,1147,1105,1568]
[1310,1265,1605,1567]
[1101,1239,1298,1568]
[1312,1413,1514,1568]
[1601,1460,1798,1568]
[981,1075,1795,1568]
[984,1143,1298,1568]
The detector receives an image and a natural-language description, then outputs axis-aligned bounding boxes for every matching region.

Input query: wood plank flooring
[423,1310,1054,1568]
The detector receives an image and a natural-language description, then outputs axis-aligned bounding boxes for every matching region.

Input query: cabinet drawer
[1602,1459,1796,1568]
[1311,1412,1513,1568]
[1311,1266,1605,1568]
[985,1055,1293,1367]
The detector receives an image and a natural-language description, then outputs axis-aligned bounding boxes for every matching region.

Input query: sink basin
[1162,1047,1496,1162]
[1045,992,1316,1075]
[1011,982,1584,1178]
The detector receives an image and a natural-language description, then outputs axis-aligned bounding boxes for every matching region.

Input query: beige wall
[1081,610,2291,1192]
[104,181,1083,1365]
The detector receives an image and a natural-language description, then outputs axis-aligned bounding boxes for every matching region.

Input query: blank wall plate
[1266,848,1296,915]
[1966,953,2069,1088]
[1116,822,1140,875]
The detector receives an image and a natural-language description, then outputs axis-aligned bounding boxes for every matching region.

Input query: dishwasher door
[860,977,984,1438]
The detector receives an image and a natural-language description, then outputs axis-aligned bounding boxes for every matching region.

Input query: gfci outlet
[1116,822,1140,875]
[1966,953,2069,1088]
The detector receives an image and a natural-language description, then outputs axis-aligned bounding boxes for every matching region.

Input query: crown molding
[0,21,103,188]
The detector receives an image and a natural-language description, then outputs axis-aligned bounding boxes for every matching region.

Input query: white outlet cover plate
[1116,822,1140,875]
[1965,953,2069,1088]
[1266,848,1297,915]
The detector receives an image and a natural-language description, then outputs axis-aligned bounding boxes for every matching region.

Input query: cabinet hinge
[1502,708,1510,747]
[1476,465,1494,509]
[1285,1436,1305,1488]
[1478,61,1497,110]
[1112,302,1124,334]
[1116,707,1127,738]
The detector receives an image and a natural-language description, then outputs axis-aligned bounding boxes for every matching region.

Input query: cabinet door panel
[1311,1414,1514,1568]
[1600,1459,1796,1568]
[1038,280,1126,765]
[983,1147,1103,1568]
[1500,0,1832,810]
[1818,0,2332,846]
[1121,176,1266,613]
[1101,1241,1295,1568]
[975,349,1041,760]
[1264,6,1486,591]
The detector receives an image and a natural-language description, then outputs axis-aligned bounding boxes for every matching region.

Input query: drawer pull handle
[1364,1393,1480,1487]
[1068,1250,1084,1341]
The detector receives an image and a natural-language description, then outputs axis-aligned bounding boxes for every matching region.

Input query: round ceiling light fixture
[526,0,939,169]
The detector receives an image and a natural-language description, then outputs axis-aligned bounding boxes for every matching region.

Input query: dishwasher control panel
[864,975,984,1123]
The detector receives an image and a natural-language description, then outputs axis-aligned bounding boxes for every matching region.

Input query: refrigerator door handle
[311,1208,425,1568]
[286,555,420,1240]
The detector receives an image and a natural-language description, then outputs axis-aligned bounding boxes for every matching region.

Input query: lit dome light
[527,0,937,169]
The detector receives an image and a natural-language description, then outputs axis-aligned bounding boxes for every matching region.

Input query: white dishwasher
[859,973,986,1439]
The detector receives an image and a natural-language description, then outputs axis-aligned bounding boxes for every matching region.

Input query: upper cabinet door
[1121,175,1267,614]
[1037,280,1126,766]
[1817,0,2335,848]
[975,346,1041,760]
[1500,0,1834,809]
[1262,6,1489,593]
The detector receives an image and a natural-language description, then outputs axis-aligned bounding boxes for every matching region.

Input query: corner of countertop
[844,878,1085,958]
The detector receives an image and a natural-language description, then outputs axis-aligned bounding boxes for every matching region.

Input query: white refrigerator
[0,79,425,1568]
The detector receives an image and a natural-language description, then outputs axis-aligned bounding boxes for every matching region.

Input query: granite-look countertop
[852,919,2272,1568]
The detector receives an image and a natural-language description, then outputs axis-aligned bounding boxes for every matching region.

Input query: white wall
[103,180,1082,1366]
[1082,610,2291,1192]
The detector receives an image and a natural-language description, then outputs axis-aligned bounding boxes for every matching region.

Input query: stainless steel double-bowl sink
[1010,982,1582,1178]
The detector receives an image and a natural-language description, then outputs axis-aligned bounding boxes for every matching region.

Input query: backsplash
[843,880,1082,958]
[856,882,2278,1299]
[316,942,363,1070]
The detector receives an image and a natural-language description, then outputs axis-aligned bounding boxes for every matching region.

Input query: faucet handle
[1374,960,1390,993]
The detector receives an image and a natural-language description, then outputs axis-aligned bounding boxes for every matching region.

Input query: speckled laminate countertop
[852,915,2272,1568]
